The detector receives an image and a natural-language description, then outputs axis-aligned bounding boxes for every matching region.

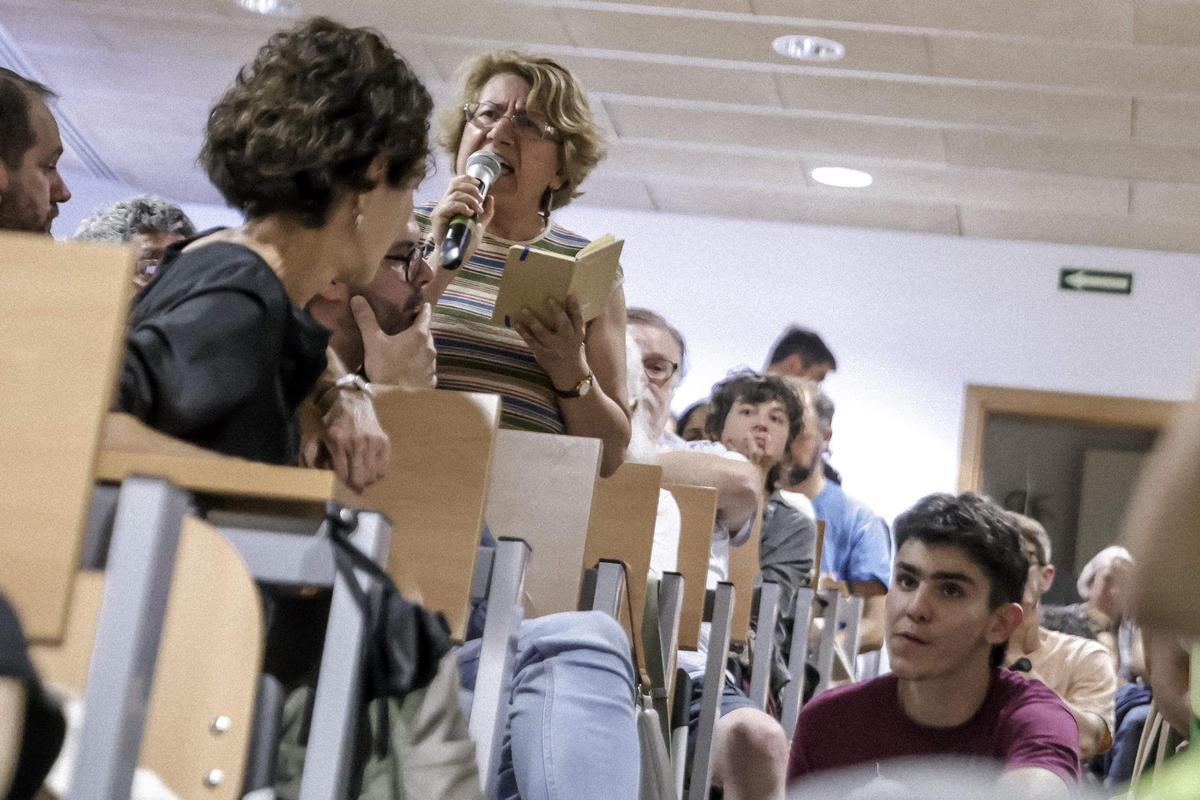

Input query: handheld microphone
[440,149,502,270]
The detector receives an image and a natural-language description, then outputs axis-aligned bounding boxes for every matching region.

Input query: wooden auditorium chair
[0,234,195,800]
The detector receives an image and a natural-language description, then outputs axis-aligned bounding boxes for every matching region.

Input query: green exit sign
[1059,268,1133,295]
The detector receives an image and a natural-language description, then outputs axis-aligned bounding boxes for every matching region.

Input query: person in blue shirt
[779,379,892,652]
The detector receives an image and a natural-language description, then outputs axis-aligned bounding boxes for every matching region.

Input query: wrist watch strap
[553,372,593,399]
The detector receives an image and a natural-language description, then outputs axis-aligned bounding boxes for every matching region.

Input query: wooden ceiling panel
[422,42,495,86]
[649,180,961,234]
[810,163,1131,216]
[572,175,657,212]
[85,16,269,64]
[751,0,1134,44]
[1134,0,1200,47]
[928,35,1200,95]
[1134,96,1200,145]
[557,9,930,74]
[945,129,1200,183]
[606,101,947,162]
[600,141,799,185]
[0,5,108,51]
[774,73,1131,139]
[590,0,754,12]
[24,43,234,101]
[559,55,781,107]
[960,206,1200,252]
[599,141,1129,215]
[311,0,574,48]
[8,0,1200,252]
[1131,180,1200,219]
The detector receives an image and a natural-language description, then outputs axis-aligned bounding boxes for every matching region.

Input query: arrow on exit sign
[1059,268,1133,295]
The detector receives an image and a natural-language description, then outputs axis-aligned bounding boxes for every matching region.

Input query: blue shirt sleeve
[846,511,893,589]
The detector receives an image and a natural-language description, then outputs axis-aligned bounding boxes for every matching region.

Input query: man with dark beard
[0,68,71,234]
[779,378,891,653]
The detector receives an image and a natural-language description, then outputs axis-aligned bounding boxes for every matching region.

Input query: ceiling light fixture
[236,0,302,16]
[773,35,845,62]
[810,167,873,189]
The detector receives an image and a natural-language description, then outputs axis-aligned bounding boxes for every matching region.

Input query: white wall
[52,170,241,240]
[553,205,1200,523]
[58,166,1200,523]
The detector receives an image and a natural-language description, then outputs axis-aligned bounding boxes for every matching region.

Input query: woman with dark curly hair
[418,51,630,478]
[116,16,432,467]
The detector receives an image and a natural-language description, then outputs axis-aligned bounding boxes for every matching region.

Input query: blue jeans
[458,611,640,800]
[1105,682,1154,786]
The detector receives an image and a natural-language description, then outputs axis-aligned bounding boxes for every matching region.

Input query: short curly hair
[202,16,433,228]
[705,370,805,489]
[73,195,195,243]
[439,50,605,212]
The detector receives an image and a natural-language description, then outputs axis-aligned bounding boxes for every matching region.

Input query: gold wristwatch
[553,372,594,399]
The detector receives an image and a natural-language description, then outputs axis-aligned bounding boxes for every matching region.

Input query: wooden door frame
[957,385,1180,493]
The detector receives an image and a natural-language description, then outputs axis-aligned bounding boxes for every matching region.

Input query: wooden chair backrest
[484,430,602,617]
[0,235,132,643]
[664,484,719,651]
[361,389,501,641]
[725,503,764,644]
[583,463,663,671]
[33,518,263,800]
[813,519,826,586]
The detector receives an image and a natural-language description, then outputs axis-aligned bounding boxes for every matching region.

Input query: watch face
[578,375,592,396]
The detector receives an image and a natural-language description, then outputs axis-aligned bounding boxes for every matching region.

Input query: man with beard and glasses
[0,68,71,234]
[779,377,891,653]
[309,225,642,800]
[305,217,437,395]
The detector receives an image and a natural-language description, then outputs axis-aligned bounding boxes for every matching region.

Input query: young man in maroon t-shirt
[788,493,1079,797]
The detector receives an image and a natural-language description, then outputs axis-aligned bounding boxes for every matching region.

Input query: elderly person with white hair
[1044,546,1140,679]
[73,194,196,287]
[1042,545,1150,785]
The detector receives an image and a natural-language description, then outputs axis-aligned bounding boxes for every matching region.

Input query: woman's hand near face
[513,296,589,390]
[422,176,495,305]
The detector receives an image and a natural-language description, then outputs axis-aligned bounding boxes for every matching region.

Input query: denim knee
[518,611,629,656]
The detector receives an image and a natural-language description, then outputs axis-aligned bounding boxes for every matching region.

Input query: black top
[117,233,329,465]
[1,594,66,800]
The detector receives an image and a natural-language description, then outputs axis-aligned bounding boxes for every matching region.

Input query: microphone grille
[465,149,502,183]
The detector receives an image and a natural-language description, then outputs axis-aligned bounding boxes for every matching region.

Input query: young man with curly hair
[789,493,1079,797]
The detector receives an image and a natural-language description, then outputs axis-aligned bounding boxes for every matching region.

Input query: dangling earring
[354,211,365,231]
[538,188,554,222]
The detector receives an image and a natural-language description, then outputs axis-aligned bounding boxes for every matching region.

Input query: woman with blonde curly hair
[418,50,630,477]
[117,16,431,465]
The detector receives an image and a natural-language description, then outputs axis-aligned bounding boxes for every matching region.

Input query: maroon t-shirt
[788,668,1080,785]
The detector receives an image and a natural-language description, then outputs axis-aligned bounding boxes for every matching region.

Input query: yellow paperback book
[490,234,624,328]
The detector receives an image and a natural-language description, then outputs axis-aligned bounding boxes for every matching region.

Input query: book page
[489,237,623,327]
[569,239,624,322]
[490,245,574,328]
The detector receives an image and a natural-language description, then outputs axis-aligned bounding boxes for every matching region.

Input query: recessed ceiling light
[810,167,873,189]
[236,0,302,16]
[773,35,846,62]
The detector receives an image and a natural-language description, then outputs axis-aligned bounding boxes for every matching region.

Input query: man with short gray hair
[74,195,196,286]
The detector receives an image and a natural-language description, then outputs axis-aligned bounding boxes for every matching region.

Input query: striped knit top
[415,202,622,433]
